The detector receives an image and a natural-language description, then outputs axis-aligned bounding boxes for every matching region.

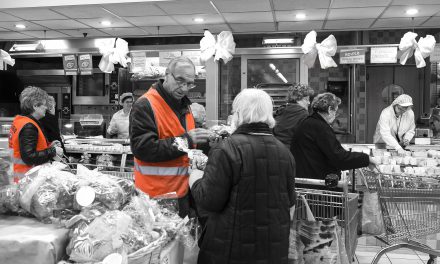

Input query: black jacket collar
[154,79,191,114]
[233,122,272,135]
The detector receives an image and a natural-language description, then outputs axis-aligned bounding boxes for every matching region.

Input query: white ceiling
[0,0,439,40]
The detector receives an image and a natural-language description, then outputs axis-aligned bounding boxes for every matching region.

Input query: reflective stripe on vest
[134,163,188,176]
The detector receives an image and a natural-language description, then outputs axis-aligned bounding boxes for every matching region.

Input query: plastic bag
[290,195,350,264]
[0,184,21,213]
[361,191,385,236]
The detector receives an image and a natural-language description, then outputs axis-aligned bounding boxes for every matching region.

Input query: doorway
[366,65,424,143]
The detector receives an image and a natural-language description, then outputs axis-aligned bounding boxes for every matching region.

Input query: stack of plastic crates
[357,168,440,264]
[295,179,360,260]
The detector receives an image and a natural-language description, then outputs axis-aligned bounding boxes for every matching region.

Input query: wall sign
[370,47,397,63]
[159,51,182,66]
[130,51,147,73]
[340,49,365,64]
[63,54,78,75]
[78,54,92,75]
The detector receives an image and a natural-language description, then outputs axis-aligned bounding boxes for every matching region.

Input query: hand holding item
[189,169,204,189]
[368,157,379,171]
[55,146,64,158]
[187,128,213,144]
[50,140,62,148]
[401,139,410,147]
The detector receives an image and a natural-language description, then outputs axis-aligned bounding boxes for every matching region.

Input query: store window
[219,57,241,121]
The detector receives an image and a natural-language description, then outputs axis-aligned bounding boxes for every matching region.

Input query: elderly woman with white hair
[9,86,63,183]
[291,92,376,186]
[189,88,296,264]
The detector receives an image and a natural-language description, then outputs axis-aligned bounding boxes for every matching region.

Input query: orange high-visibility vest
[134,88,195,198]
[8,115,49,183]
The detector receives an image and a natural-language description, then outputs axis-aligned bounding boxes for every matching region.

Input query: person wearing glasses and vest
[8,86,63,183]
[130,56,211,217]
[373,94,415,155]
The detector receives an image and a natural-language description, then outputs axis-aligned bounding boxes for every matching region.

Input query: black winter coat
[273,103,308,149]
[191,123,296,264]
[291,112,369,180]
[18,115,56,166]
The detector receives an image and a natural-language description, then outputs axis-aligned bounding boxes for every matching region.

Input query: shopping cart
[358,168,440,264]
[294,178,360,260]
[63,162,134,180]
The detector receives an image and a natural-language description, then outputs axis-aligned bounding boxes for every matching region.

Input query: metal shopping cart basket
[63,163,134,180]
[294,178,360,260]
[358,168,440,264]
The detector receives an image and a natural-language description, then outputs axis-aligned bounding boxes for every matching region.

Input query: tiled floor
[354,245,435,264]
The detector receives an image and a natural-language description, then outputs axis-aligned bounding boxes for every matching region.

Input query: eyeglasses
[169,72,196,89]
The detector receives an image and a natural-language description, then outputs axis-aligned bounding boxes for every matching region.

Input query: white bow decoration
[399,32,436,68]
[301,31,338,69]
[98,38,131,73]
[0,49,15,67]
[200,30,236,64]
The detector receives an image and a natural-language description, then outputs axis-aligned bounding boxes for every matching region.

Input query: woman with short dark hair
[9,86,62,182]
[273,83,314,148]
[291,92,376,184]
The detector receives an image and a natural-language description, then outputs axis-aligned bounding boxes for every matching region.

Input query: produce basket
[127,228,168,264]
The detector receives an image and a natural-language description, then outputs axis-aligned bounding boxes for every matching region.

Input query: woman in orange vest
[8,86,63,182]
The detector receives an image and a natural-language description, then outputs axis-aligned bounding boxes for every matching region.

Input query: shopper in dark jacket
[40,95,65,151]
[291,92,375,183]
[273,83,314,149]
[190,89,296,264]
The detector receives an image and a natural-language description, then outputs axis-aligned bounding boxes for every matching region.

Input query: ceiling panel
[51,6,111,19]
[3,8,67,20]
[273,0,330,11]
[23,30,70,38]
[0,11,22,21]
[420,16,440,27]
[0,21,48,31]
[124,16,178,26]
[100,27,150,37]
[143,25,190,35]
[171,14,223,25]
[231,22,275,32]
[58,28,110,38]
[372,17,429,28]
[103,2,167,16]
[186,23,230,34]
[382,5,440,18]
[0,31,31,40]
[324,19,375,29]
[278,21,324,31]
[33,19,91,30]
[332,0,390,8]
[276,9,327,22]
[392,0,440,4]
[223,11,273,23]
[78,18,133,28]
[212,0,271,12]
[328,7,385,19]
[156,1,216,15]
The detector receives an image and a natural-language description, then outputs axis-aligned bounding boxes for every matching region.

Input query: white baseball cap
[392,94,413,107]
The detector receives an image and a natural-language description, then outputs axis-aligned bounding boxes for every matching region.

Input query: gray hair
[287,83,315,103]
[19,86,48,115]
[231,88,275,128]
[311,92,341,113]
[166,56,195,74]
[47,95,56,110]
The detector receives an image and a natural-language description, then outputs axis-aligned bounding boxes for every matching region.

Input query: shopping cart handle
[295,178,347,188]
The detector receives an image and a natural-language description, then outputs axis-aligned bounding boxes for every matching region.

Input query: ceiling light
[15,24,26,29]
[262,38,294,45]
[100,20,112,26]
[295,13,306,19]
[406,9,418,15]
[193,17,204,23]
